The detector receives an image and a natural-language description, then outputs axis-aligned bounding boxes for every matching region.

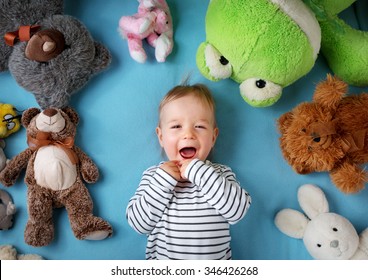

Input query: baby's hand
[159,161,181,181]
[178,159,194,180]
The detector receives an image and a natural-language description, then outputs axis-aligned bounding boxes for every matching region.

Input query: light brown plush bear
[0,107,113,246]
[0,244,43,260]
[278,74,368,194]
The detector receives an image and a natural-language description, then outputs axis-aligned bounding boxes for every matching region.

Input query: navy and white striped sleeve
[126,166,177,234]
[185,159,251,225]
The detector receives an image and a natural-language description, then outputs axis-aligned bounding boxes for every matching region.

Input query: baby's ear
[62,107,79,125]
[212,127,219,145]
[156,126,164,147]
[21,108,41,128]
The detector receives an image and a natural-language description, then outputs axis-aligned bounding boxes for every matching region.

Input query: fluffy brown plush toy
[278,74,368,194]
[0,107,113,246]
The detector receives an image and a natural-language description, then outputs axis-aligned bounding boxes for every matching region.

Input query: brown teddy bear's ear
[62,107,79,125]
[21,108,41,128]
[278,112,293,134]
[313,74,348,110]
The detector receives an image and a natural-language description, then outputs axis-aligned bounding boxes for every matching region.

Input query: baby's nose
[183,128,195,139]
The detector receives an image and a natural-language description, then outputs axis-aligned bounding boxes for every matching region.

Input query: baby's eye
[170,125,181,129]
[195,125,206,129]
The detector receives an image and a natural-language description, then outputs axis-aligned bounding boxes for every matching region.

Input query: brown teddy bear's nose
[25,29,65,62]
[43,108,58,117]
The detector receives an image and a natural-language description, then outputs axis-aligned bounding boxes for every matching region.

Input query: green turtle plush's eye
[239,78,282,107]
[219,56,229,65]
[256,79,266,88]
[204,44,232,80]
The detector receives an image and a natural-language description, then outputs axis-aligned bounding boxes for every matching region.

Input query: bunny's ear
[274,209,308,239]
[298,184,329,219]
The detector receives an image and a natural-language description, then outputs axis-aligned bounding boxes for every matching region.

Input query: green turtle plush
[306,0,368,87]
[196,0,368,107]
[196,0,321,107]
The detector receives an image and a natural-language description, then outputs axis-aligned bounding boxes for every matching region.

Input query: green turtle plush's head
[196,0,321,107]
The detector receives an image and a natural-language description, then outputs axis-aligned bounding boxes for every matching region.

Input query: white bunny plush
[275,184,368,259]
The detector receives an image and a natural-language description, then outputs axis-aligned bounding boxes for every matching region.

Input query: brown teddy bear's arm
[0,148,33,187]
[74,146,99,184]
[330,159,367,194]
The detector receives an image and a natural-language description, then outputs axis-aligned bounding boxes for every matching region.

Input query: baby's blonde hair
[158,82,216,126]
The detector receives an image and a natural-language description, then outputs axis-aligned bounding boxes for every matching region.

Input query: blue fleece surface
[0,0,367,260]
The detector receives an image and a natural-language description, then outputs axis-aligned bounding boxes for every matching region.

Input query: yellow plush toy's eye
[0,104,22,138]
[3,114,17,130]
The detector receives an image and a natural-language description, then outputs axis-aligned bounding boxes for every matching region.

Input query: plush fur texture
[0,103,21,139]
[275,184,368,259]
[196,0,368,107]
[0,189,16,230]
[0,107,113,247]
[0,140,7,171]
[196,0,321,107]
[0,0,63,71]
[119,0,173,63]
[305,0,368,86]
[278,74,368,194]
[0,0,111,109]
[0,244,43,260]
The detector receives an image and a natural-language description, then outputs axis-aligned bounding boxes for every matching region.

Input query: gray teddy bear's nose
[330,240,339,248]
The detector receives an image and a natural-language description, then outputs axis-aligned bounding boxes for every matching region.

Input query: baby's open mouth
[179,147,196,159]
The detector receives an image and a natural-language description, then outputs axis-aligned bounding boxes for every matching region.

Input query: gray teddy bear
[0,189,16,230]
[0,0,111,109]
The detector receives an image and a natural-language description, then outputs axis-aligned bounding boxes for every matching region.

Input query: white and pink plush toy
[119,0,173,63]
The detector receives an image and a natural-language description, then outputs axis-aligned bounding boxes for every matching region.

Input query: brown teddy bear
[278,74,368,194]
[0,107,113,246]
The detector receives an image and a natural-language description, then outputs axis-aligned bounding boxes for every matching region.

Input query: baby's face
[156,95,218,162]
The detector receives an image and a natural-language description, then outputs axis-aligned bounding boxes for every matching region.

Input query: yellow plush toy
[0,103,21,171]
[0,103,21,138]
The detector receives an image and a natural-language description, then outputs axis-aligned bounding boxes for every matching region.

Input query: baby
[126,82,251,259]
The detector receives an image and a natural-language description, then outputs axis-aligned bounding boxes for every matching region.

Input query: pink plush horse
[119,0,173,63]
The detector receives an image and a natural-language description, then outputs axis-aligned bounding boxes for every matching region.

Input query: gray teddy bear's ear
[92,42,112,73]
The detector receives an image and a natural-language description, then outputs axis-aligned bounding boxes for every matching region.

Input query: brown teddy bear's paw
[76,217,112,240]
[24,221,54,247]
[0,169,18,187]
[82,166,99,184]
[330,164,366,194]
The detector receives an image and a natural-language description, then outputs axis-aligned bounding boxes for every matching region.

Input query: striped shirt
[126,159,251,260]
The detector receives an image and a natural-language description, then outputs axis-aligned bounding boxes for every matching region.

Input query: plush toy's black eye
[219,56,229,65]
[256,79,266,88]
[313,137,321,143]
[317,244,322,248]
[333,228,338,232]
[166,21,169,24]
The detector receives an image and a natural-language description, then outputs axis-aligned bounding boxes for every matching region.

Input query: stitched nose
[330,240,339,248]
[43,108,58,117]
